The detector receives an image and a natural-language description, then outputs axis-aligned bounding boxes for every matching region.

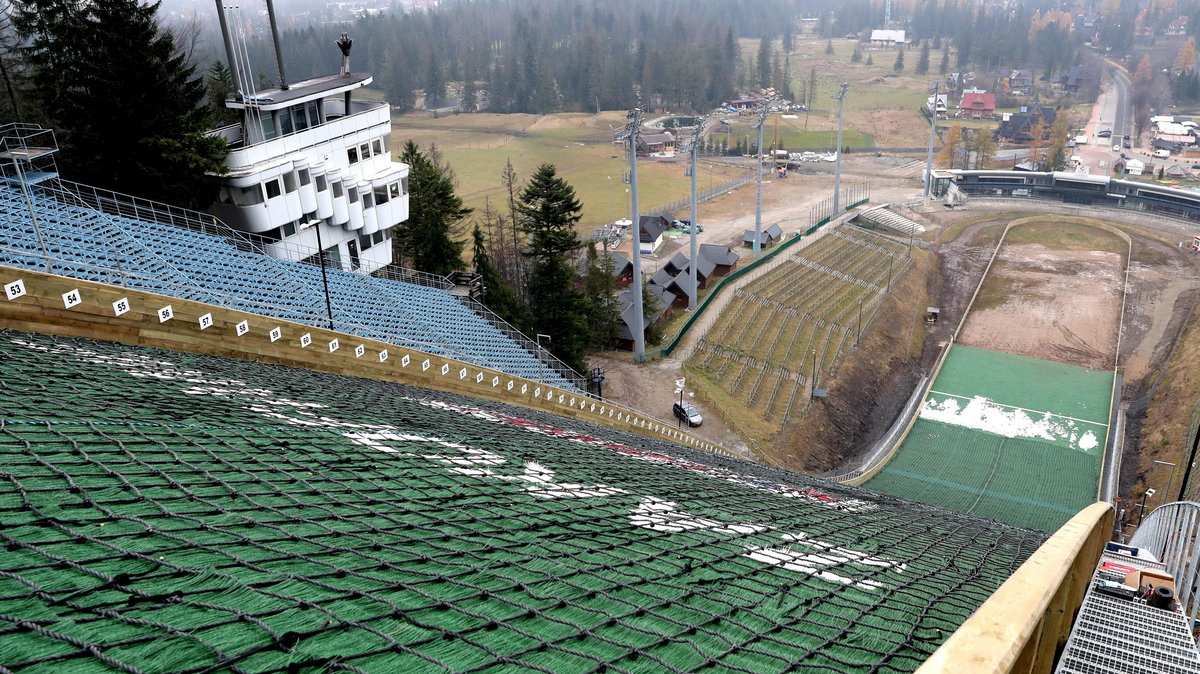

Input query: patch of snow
[920,394,1102,452]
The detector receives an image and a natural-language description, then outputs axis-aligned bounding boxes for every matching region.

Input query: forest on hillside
[216,0,1107,115]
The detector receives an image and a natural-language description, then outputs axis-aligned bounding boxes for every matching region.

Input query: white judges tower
[206,1,408,274]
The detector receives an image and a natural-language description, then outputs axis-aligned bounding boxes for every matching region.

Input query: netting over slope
[0,331,1048,673]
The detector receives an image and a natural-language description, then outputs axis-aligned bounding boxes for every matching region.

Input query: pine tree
[13,0,228,208]
[939,49,950,75]
[757,36,772,89]
[518,164,589,372]
[825,39,834,55]
[471,223,529,330]
[395,140,468,275]
[424,49,446,109]
[866,53,874,66]
[851,47,862,63]
[461,80,478,113]
[893,47,905,72]
[380,45,417,112]
[583,244,621,349]
[916,42,930,75]
[206,61,237,126]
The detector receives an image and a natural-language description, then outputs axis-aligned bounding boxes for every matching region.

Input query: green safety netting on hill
[864,346,1113,532]
[0,331,1047,673]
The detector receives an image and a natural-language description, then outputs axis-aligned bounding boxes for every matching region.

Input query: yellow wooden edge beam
[917,501,1114,674]
[0,265,736,458]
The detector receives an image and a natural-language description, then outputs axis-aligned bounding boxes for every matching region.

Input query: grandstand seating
[0,183,577,389]
[855,206,926,236]
[0,329,1048,672]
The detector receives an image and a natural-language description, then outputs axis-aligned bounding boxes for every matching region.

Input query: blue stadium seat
[0,185,576,389]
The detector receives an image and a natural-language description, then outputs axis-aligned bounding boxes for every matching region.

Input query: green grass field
[389,111,746,226]
[379,34,945,225]
[863,345,1113,531]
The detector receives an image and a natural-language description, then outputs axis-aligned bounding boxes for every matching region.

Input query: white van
[1154,149,1171,158]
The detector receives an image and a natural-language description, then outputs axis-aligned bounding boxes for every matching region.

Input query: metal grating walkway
[1056,553,1200,674]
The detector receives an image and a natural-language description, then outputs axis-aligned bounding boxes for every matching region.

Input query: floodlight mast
[616,103,647,362]
[752,101,770,257]
[924,81,940,204]
[832,83,849,215]
[679,115,709,311]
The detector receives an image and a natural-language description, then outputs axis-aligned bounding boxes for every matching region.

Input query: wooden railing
[917,502,1114,674]
[0,266,735,459]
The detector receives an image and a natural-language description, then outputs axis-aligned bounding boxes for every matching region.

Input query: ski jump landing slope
[862,345,1114,531]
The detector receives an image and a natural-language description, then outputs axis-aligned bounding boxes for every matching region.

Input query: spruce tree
[916,43,930,75]
[757,37,772,88]
[462,81,478,113]
[395,140,468,276]
[893,48,905,73]
[940,49,950,75]
[518,163,589,373]
[472,224,529,330]
[206,60,238,126]
[583,244,621,349]
[13,0,227,208]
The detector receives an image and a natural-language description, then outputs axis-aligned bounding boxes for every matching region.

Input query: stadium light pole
[682,115,709,311]
[832,83,850,215]
[300,219,334,330]
[924,81,939,205]
[621,103,647,362]
[752,101,770,258]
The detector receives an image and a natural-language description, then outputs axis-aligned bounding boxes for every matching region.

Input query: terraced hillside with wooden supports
[685,226,913,429]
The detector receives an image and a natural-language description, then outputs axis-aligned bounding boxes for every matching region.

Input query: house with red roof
[958,91,996,119]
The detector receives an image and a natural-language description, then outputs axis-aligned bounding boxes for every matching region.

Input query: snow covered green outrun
[0,331,1047,673]
[863,345,1114,532]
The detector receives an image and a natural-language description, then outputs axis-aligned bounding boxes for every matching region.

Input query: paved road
[1076,65,1135,173]
[1108,65,1132,142]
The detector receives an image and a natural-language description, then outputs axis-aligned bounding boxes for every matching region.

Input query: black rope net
[0,330,1047,673]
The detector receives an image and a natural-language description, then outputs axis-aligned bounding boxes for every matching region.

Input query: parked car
[1113,145,1121,152]
[1124,139,1132,148]
[672,401,703,427]
[1098,129,1112,138]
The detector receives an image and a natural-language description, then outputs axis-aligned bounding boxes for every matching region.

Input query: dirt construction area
[956,220,1127,371]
